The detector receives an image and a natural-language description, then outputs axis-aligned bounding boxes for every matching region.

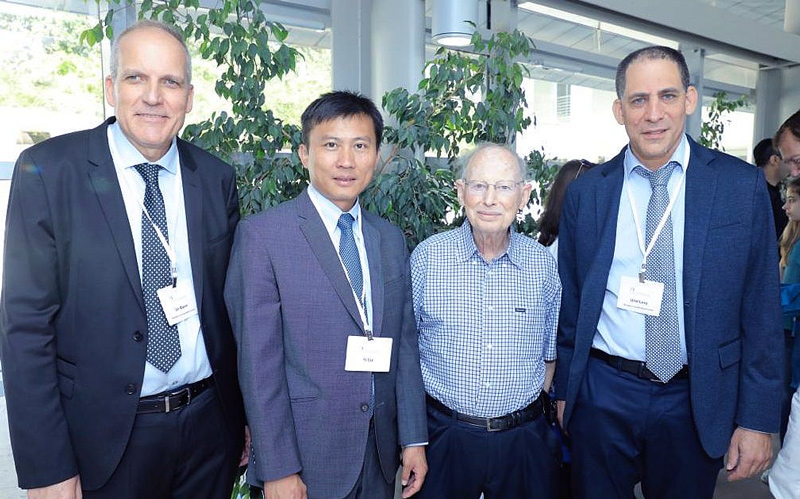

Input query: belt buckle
[164,386,192,413]
[486,417,502,432]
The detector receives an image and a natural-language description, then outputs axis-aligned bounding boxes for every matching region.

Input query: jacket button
[125,383,137,395]
[132,331,143,342]
[360,403,370,412]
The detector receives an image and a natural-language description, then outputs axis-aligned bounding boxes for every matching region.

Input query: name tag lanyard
[118,165,181,288]
[625,147,689,283]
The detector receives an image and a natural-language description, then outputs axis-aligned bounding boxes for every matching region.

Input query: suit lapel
[682,137,716,349]
[590,152,625,295]
[297,190,364,331]
[86,118,145,312]
[363,216,384,337]
[178,141,205,310]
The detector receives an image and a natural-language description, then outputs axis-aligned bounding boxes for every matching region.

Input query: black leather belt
[426,394,543,432]
[137,376,213,414]
[590,349,689,382]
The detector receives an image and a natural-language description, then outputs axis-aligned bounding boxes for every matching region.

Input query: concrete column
[331,0,372,96]
[682,45,704,140]
[753,67,783,145]
[786,0,800,35]
[371,0,425,103]
[487,0,517,32]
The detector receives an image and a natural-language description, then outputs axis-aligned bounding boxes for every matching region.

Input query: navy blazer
[555,136,784,458]
[0,118,245,489]
[225,189,427,498]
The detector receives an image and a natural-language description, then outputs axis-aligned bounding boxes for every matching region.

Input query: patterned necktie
[636,161,683,382]
[337,213,363,299]
[135,163,181,372]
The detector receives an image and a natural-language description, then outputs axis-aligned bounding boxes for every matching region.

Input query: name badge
[617,275,664,316]
[345,336,392,372]
[156,282,198,326]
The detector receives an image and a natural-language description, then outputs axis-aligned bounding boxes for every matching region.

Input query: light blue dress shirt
[412,221,561,418]
[593,134,689,364]
[107,123,211,396]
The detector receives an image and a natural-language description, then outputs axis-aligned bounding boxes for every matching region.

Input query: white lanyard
[625,146,689,282]
[118,163,181,287]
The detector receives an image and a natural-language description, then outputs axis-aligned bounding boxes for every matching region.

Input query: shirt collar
[307,183,363,236]
[623,133,689,179]
[109,121,179,175]
[455,219,522,268]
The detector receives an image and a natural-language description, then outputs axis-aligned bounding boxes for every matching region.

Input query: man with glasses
[776,110,800,178]
[411,143,562,498]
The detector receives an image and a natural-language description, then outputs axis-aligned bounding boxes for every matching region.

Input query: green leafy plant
[372,28,553,245]
[699,91,748,151]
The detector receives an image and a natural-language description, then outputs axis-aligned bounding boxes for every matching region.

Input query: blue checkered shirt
[411,221,561,418]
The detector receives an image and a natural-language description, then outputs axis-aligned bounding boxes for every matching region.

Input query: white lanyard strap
[625,147,689,281]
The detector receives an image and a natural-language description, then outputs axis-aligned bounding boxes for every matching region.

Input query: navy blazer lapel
[363,215,383,337]
[178,140,204,311]
[682,137,716,335]
[296,190,364,331]
[86,118,145,312]
[591,151,626,287]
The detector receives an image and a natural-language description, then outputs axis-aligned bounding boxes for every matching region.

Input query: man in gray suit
[225,91,428,499]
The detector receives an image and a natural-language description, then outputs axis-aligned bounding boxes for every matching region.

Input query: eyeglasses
[574,159,594,179]
[460,180,524,197]
[783,156,800,169]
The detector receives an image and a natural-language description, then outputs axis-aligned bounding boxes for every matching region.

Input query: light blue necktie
[337,213,363,299]
[636,162,683,382]
[135,163,181,373]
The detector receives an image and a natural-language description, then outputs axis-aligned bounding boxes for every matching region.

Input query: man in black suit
[0,20,245,498]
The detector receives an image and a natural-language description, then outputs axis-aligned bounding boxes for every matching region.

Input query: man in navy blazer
[0,21,244,497]
[555,46,783,497]
[225,91,428,499]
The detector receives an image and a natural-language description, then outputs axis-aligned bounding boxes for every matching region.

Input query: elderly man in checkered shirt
[410,142,562,499]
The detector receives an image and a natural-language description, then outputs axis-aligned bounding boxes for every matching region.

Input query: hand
[264,474,307,499]
[556,400,566,434]
[725,427,773,481]
[28,475,82,499]
[240,425,251,467]
[400,446,428,498]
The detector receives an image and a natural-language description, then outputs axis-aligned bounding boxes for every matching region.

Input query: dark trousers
[569,357,723,499]
[343,418,394,499]
[417,398,561,499]
[83,387,240,499]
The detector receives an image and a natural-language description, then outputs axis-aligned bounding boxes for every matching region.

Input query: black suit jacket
[0,118,245,489]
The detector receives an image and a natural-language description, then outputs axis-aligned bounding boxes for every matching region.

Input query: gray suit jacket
[225,189,427,498]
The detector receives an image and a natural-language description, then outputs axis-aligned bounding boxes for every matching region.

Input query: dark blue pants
[417,399,561,499]
[83,387,240,499]
[569,357,723,499]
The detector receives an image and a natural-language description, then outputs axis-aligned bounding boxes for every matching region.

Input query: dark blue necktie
[135,163,181,372]
[635,161,682,382]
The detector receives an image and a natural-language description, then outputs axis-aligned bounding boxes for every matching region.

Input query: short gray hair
[457,142,527,180]
[109,20,192,84]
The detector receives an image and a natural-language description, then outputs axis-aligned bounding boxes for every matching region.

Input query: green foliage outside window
[698,91,749,152]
